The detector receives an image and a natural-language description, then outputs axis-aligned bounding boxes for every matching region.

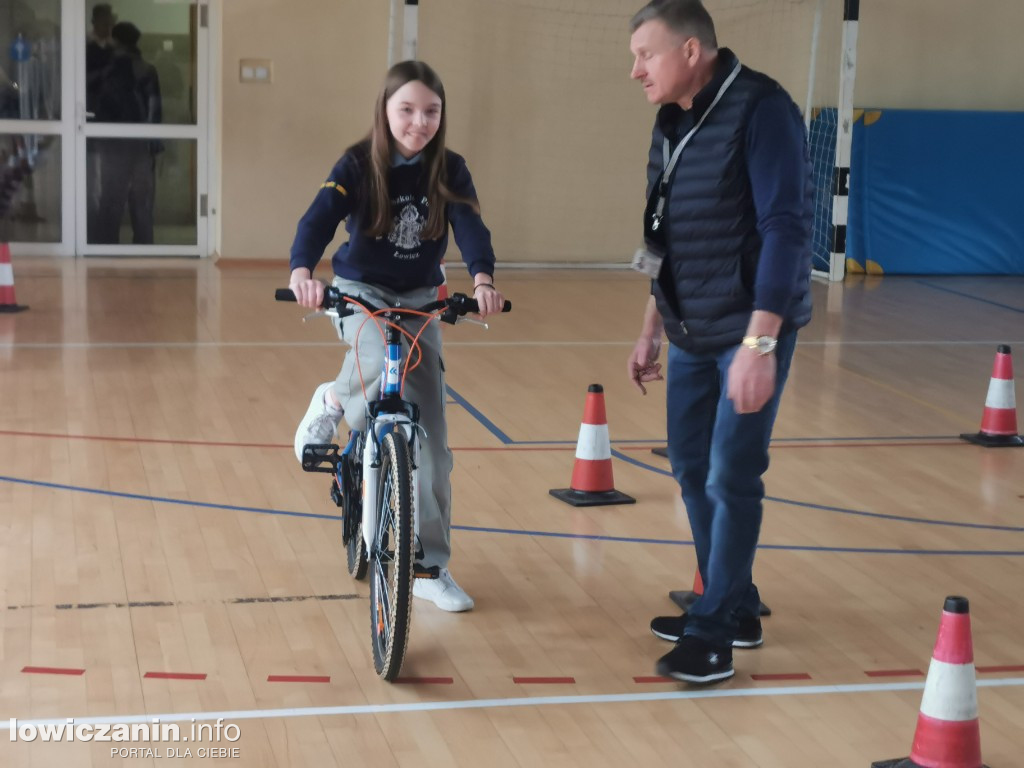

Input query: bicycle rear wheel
[341,447,368,580]
[369,431,415,680]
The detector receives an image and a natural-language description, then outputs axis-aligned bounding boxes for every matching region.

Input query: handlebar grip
[275,288,297,302]
[457,298,512,315]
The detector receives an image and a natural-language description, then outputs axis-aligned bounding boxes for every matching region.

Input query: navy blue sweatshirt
[290,143,496,291]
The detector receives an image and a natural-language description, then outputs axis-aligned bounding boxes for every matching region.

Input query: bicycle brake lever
[456,316,489,330]
[302,309,339,322]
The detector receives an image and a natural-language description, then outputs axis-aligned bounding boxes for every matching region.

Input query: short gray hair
[629,0,718,49]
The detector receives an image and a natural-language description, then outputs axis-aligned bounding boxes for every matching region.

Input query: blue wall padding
[848,110,1024,274]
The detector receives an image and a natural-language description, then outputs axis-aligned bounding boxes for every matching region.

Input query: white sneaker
[413,569,474,612]
[294,381,343,462]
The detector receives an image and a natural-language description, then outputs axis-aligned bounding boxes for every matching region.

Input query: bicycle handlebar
[274,287,511,324]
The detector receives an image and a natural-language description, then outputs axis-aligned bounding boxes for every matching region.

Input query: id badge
[631,247,663,279]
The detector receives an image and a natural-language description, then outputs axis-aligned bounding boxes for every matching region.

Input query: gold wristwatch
[741,335,778,356]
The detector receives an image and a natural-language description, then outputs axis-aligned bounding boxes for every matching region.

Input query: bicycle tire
[369,431,415,681]
[342,448,368,580]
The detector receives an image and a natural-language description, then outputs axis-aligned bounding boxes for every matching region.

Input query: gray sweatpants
[329,277,453,570]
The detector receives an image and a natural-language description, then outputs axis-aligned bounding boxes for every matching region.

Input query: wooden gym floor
[1,259,1022,766]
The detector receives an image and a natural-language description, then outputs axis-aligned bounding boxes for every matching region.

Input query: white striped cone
[549,384,635,507]
[960,345,1023,447]
[570,422,612,491]
[979,348,1016,435]
[872,596,989,768]
[0,242,28,312]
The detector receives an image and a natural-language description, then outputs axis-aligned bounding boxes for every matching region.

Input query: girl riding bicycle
[288,60,506,613]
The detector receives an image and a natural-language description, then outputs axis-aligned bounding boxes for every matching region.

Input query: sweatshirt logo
[388,203,425,250]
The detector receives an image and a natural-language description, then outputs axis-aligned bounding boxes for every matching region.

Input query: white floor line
[2,340,1023,350]
[2,677,1021,729]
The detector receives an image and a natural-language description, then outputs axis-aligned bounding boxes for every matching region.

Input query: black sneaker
[656,635,734,684]
[733,615,764,648]
[650,613,763,648]
[650,614,689,642]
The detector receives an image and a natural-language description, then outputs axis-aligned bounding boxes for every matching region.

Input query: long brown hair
[362,61,479,240]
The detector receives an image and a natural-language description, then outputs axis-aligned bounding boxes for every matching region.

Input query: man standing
[626,0,813,684]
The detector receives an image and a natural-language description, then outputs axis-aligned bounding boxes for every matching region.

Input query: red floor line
[976,665,1024,673]
[0,430,288,450]
[633,676,674,683]
[513,676,576,684]
[393,677,455,685]
[624,442,966,452]
[751,673,813,681]
[865,669,925,677]
[144,672,208,681]
[267,675,330,684]
[22,666,86,676]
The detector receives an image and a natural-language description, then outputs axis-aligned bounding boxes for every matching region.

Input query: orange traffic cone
[437,258,448,301]
[872,596,989,768]
[668,567,772,616]
[549,384,635,507]
[960,345,1023,447]
[0,242,28,313]
[668,567,705,610]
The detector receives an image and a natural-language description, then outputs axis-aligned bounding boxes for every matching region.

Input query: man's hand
[627,336,664,395]
[727,346,776,413]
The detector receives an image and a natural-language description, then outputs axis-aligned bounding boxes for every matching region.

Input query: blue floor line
[916,280,1024,314]
[450,525,1024,556]
[610,451,1024,533]
[2,474,1022,555]
[0,475,341,523]
[446,385,513,444]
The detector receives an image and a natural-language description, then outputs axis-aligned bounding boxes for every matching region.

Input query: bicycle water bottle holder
[301,443,341,474]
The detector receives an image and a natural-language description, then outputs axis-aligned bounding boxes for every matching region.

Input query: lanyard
[650,61,742,232]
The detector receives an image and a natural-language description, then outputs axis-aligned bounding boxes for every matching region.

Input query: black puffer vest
[646,51,813,353]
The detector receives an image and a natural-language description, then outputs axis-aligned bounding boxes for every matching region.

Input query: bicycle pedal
[301,443,340,473]
[413,564,440,580]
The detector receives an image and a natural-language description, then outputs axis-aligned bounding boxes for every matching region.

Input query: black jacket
[646,50,813,352]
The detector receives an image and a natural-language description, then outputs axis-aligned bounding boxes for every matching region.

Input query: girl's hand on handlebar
[473,283,506,319]
[289,267,325,309]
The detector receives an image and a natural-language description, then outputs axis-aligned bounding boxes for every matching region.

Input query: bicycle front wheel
[369,431,415,680]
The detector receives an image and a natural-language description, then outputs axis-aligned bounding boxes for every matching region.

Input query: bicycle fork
[360,317,421,553]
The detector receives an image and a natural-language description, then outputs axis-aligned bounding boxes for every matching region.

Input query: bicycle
[275,286,511,680]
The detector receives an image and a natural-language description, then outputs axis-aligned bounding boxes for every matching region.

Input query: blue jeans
[665,329,798,647]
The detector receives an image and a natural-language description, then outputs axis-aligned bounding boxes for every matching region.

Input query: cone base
[549,488,636,507]
[960,431,1024,447]
[669,590,772,616]
[651,446,669,458]
[871,760,989,768]
[0,304,28,313]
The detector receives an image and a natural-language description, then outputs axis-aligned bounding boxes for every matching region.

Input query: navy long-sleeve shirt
[744,90,811,316]
[290,145,496,291]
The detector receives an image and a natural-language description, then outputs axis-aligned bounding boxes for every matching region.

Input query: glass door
[0,0,71,256]
[77,0,208,256]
